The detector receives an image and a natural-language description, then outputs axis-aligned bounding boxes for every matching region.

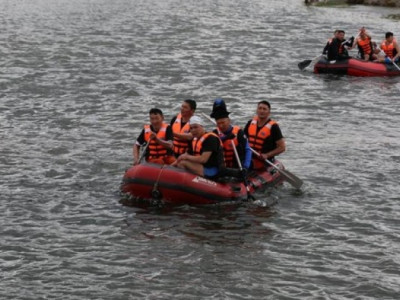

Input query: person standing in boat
[244,101,286,170]
[326,30,353,61]
[380,32,400,64]
[210,99,252,171]
[173,116,224,178]
[350,27,374,61]
[133,108,176,165]
[170,99,196,157]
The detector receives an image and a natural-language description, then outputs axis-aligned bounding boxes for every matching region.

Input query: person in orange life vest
[244,101,286,170]
[323,30,339,55]
[210,99,252,171]
[380,32,400,64]
[350,27,374,61]
[170,99,196,157]
[133,108,176,165]
[327,30,353,61]
[172,116,224,178]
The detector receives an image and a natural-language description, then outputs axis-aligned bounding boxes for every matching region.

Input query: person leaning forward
[170,99,196,157]
[210,99,252,171]
[172,116,224,178]
[244,101,286,170]
[133,108,176,165]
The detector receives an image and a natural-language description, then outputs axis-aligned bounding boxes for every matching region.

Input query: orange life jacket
[247,116,277,153]
[171,113,191,155]
[381,39,396,59]
[219,126,240,168]
[357,37,372,56]
[144,123,169,159]
[191,132,221,156]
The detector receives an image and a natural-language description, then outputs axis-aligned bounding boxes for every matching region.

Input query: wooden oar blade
[278,168,303,189]
[298,60,312,70]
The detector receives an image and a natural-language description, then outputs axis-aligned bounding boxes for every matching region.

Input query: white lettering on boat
[192,176,218,186]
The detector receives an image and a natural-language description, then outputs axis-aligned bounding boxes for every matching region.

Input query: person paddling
[170,99,196,157]
[326,30,353,61]
[133,108,175,165]
[380,32,400,64]
[244,101,286,170]
[210,99,252,172]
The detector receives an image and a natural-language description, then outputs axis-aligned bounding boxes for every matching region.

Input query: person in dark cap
[244,101,286,170]
[210,99,252,171]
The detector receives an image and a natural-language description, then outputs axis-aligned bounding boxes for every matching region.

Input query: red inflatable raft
[314,57,400,77]
[120,162,285,206]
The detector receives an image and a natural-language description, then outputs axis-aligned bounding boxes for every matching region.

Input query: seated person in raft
[380,31,400,65]
[244,101,286,171]
[326,30,354,61]
[349,27,374,61]
[210,99,252,174]
[133,108,176,165]
[172,116,225,179]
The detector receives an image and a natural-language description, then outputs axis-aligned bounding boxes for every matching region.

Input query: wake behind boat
[120,161,286,207]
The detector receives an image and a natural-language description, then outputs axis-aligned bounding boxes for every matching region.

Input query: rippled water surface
[1,0,400,299]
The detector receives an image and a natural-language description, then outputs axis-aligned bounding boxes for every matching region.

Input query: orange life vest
[357,37,372,56]
[144,123,169,159]
[219,126,240,168]
[381,39,396,59]
[191,132,221,156]
[247,116,277,153]
[171,113,191,155]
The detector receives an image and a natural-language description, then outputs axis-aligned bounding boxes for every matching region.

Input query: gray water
[1,0,400,299]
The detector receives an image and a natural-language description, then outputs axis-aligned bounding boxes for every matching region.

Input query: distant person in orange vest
[133,108,175,165]
[210,99,252,171]
[380,32,400,64]
[173,116,224,178]
[244,101,286,170]
[170,99,196,157]
[350,27,374,61]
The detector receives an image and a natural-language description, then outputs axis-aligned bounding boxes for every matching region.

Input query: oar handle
[138,142,150,164]
[392,61,400,71]
[250,148,280,170]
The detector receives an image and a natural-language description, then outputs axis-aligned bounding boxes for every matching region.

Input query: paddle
[298,54,323,71]
[137,142,150,164]
[392,60,400,71]
[231,140,254,201]
[250,148,303,189]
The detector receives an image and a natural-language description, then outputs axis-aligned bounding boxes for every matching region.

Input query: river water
[1,0,400,299]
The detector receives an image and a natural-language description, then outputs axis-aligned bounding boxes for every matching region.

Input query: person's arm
[177,151,212,164]
[261,138,286,160]
[151,126,174,151]
[393,40,400,61]
[133,143,140,165]
[173,131,193,141]
[236,130,252,169]
[133,129,145,165]
[260,124,286,159]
